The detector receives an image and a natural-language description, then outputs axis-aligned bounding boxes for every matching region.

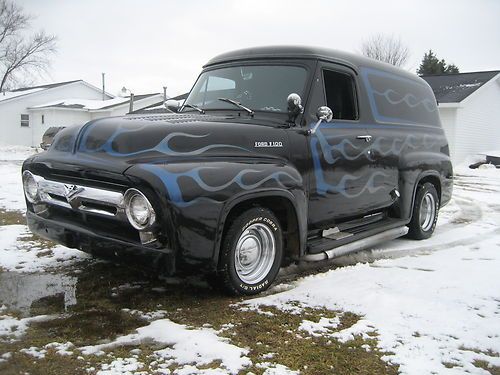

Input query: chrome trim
[27,173,125,220]
[123,188,156,230]
[234,223,276,284]
[303,226,409,261]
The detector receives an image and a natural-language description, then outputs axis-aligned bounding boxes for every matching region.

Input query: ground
[0,147,499,375]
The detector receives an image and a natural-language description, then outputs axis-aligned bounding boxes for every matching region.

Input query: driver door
[307,63,375,228]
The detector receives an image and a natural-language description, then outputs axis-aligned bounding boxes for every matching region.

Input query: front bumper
[26,211,175,273]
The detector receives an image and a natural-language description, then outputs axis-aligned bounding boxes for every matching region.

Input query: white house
[422,70,500,165]
[0,80,162,147]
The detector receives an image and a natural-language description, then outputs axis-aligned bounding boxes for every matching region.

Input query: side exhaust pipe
[302,226,409,262]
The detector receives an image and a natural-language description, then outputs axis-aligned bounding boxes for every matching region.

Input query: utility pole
[102,73,106,100]
[163,86,167,103]
[129,93,135,113]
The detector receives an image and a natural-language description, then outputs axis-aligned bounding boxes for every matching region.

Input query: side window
[323,70,357,120]
[21,114,30,127]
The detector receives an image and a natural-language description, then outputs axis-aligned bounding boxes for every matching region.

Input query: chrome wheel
[234,223,276,284]
[419,192,436,231]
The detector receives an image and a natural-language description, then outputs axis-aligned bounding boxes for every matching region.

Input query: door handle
[356,135,372,142]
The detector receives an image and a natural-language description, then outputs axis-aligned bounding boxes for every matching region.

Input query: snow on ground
[80,318,252,374]
[0,147,88,271]
[0,146,39,211]
[0,224,88,272]
[0,306,55,342]
[246,167,500,374]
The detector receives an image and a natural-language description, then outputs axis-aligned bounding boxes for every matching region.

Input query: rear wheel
[407,182,439,239]
[215,207,283,295]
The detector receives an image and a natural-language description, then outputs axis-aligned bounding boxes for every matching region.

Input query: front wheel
[216,207,283,296]
[407,182,439,240]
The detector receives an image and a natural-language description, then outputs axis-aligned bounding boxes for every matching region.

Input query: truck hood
[39,113,290,175]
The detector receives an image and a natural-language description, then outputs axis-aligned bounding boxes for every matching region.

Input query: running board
[302,226,409,262]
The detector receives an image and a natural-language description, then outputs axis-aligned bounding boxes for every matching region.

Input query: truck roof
[204,45,419,82]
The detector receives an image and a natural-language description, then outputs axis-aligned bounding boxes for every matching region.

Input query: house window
[21,114,30,127]
[323,70,358,120]
[41,114,45,124]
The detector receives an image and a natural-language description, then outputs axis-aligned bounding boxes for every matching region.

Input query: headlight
[23,171,39,203]
[124,188,156,230]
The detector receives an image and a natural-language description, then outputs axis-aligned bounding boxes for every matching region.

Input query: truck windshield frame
[183,64,309,114]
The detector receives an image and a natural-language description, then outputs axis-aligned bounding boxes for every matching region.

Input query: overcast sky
[16,0,500,97]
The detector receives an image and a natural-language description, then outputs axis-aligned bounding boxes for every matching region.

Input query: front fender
[125,160,305,269]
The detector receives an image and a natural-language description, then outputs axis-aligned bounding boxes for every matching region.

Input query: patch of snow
[20,346,47,359]
[0,313,55,341]
[121,308,167,321]
[0,162,26,211]
[261,352,276,359]
[0,145,38,162]
[330,319,376,343]
[0,225,89,272]
[298,316,340,337]
[97,357,144,375]
[80,318,251,374]
[478,163,496,170]
[257,362,299,375]
[173,364,227,374]
[0,352,12,363]
[45,341,74,356]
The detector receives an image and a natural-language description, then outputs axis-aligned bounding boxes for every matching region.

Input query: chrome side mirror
[287,93,303,123]
[164,99,181,112]
[316,106,333,122]
[308,106,333,135]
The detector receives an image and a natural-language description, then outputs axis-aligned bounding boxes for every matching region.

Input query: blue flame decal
[311,127,436,197]
[372,89,437,113]
[141,164,302,207]
[79,123,250,157]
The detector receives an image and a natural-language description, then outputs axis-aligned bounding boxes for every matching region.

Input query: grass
[0,259,399,375]
[0,208,24,226]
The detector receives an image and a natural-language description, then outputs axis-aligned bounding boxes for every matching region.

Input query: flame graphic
[372,89,437,113]
[141,164,302,207]
[79,123,250,157]
[311,129,438,197]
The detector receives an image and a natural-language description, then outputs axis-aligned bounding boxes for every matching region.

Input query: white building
[0,80,162,147]
[422,70,500,165]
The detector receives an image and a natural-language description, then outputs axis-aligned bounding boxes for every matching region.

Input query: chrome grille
[31,173,126,220]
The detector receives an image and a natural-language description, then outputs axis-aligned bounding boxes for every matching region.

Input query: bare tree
[0,0,57,92]
[360,34,410,68]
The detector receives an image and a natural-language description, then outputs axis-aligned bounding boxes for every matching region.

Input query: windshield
[183,65,308,113]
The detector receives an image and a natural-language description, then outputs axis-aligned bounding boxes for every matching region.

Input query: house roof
[129,92,189,114]
[29,93,161,112]
[0,79,112,103]
[8,80,82,92]
[421,70,500,103]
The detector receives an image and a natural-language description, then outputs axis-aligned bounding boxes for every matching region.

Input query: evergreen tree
[417,50,460,75]
[445,64,460,74]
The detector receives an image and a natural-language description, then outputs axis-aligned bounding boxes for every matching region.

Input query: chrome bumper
[30,173,126,220]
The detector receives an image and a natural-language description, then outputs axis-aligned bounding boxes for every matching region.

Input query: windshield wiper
[218,98,254,115]
[182,103,205,114]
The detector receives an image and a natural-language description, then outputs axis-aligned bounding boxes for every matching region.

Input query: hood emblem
[63,184,84,204]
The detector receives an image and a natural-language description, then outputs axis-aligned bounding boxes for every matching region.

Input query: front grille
[32,173,126,220]
[27,172,144,244]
